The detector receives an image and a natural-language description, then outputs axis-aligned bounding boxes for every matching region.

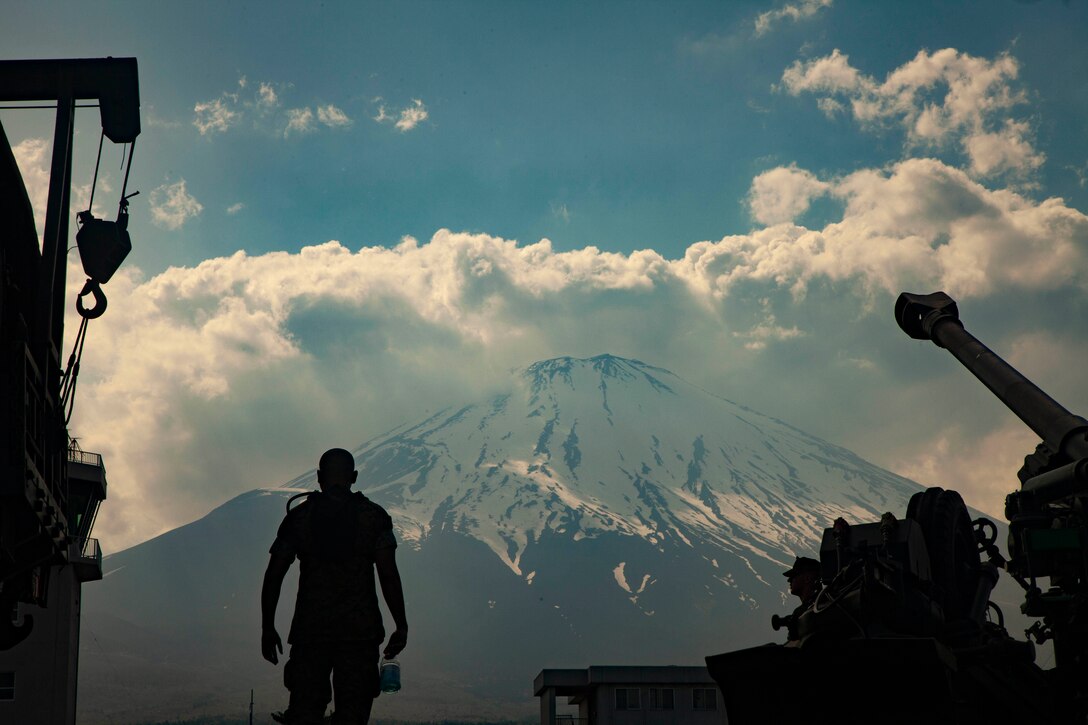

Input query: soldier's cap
[783,556,820,578]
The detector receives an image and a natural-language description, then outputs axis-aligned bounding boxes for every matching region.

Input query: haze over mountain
[80,354,935,723]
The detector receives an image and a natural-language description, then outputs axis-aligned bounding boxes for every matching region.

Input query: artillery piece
[707,292,1087,724]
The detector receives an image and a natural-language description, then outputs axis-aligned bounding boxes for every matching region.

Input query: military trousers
[283,639,381,725]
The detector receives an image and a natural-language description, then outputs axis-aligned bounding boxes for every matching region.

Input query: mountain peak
[523,354,676,397]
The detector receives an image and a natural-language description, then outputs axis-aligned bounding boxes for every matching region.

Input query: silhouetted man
[782,556,821,642]
[262,448,408,725]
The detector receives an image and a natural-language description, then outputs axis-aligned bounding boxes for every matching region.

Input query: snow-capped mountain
[79,354,934,723]
[345,354,920,580]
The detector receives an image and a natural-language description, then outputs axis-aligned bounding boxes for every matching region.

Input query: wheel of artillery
[906,487,980,622]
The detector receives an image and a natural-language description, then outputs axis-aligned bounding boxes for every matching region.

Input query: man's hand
[262,628,283,664]
[384,628,407,658]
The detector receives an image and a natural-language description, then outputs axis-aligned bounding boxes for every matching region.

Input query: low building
[534,666,726,725]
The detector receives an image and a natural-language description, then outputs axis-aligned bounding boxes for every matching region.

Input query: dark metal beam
[0,58,140,142]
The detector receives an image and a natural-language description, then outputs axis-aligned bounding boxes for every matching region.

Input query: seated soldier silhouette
[782,555,820,643]
[262,448,408,725]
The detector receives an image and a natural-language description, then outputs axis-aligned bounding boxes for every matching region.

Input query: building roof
[534,666,715,696]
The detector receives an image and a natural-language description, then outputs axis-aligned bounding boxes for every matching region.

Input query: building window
[648,687,674,710]
[693,688,717,711]
[0,672,13,700]
[615,687,640,710]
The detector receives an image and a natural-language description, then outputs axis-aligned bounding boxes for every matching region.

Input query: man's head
[317,448,358,491]
[783,556,821,598]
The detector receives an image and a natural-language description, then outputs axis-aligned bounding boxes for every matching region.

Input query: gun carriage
[707,292,1088,724]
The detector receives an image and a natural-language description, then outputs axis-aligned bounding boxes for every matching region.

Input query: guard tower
[0,58,139,724]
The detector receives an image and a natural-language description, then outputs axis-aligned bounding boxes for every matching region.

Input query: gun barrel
[896,292,1088,462]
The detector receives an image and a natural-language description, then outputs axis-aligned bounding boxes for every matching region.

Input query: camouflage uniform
[270,488,397,725]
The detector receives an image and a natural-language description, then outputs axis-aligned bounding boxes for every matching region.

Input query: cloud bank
[66,148,1088,550]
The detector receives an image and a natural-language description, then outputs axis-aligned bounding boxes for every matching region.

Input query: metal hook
[76,279,108,319]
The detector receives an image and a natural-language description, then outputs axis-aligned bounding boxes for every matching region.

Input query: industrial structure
[0,57,140,724]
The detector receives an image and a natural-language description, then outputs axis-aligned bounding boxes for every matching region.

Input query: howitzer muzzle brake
[895,292,961,342]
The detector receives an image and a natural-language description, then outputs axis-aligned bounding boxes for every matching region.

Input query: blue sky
[4,0,1088,550]
[7,0,1087,267]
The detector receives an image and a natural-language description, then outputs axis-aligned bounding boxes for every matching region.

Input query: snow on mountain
[296,354,920,587]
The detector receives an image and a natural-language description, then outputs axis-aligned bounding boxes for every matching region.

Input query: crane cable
[61,134,137,424]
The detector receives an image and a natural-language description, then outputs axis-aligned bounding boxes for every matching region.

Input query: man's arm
[375,547,407,657]
[261,553,292,664]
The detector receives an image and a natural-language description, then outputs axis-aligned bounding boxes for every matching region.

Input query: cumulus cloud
[316,104,352,128]
[284,107,316,136]
[257,82,279,108]
[965,120,1045,177]
[193,76,350,139]
[373,98,429,132]
[193,97,240,136]
[226,202,245,215]
[755,0,832,36]
[748,164,830,225]
[396,100,428,131]
[149,180,204,230]
[732,158,1088,298]
[782,48,1044,177]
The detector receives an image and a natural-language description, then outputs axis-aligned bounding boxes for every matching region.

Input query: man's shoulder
[350,492,392,521]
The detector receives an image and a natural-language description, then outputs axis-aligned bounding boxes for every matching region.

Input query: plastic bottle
[380,657,401,693]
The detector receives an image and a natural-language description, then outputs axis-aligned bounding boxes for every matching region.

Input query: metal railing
[67,448,103,467]
[69,536,101,564]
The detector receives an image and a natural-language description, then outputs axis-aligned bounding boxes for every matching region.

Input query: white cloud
[706,157,1088,299]
[755,0,832,37]
[748,164,830,225]
[373,99,429,132]
[284,107,316,137]
[781,48,1043,176]
[193,77,352,139]
[149,180,204,230]
[396,100,428,131]
[316,104,352,128]
[226,202,245,215]
[193,97,240,136]
[965,120,1045,177]
[257,82,279,108]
